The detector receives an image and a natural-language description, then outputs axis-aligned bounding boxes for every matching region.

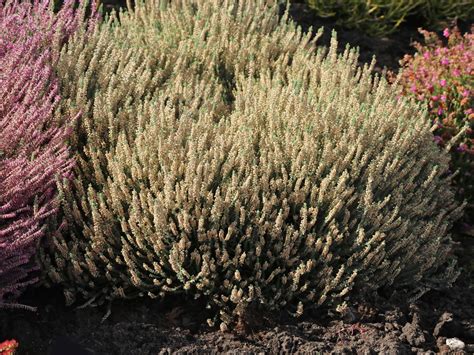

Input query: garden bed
[1,278,473,353]
[1,2,473,354]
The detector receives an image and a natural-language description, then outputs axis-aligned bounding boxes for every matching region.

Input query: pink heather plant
[397,26,474,226]
[0,0,96,307]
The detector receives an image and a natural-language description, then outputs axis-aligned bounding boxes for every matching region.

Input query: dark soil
[2,2,473,354]
[2,279,473,354]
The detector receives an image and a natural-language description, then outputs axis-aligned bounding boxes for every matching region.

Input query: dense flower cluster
[0,0,92,306]
[0,339,18,355]
[398,26,474,224]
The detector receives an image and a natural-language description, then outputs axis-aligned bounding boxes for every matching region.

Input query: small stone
[433,312,462,338]
[436,336,447,348]
[446,337,465,350]
[401,321,425,347]
[438,344,450,354]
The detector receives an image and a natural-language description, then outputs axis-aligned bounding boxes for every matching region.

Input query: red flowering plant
[0,339,18,355]
[397,25,474,234]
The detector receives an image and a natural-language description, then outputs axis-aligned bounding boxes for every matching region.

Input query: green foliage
[41,0,463,330]
[305,0,422,35]
[419,0,474,28]
[304,0,474,36]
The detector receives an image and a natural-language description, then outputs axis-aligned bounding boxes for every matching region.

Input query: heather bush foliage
[0,0,91,306]
[306,0,420,35]
[398,26,474,225]
[305,0,474,35]
[419,1,474,29]
[42,0,463,329]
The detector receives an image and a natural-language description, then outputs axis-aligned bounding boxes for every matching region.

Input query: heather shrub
[396,25,474,283]
[397,26,474,226]
[304,0,474,36]
[0,0,93,306]
[419,1,474,28]
[42,0,463,329]
[305,0,421,35]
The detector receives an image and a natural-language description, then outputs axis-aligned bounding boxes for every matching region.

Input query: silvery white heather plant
[42,0,464,330]
[0,0,96,307]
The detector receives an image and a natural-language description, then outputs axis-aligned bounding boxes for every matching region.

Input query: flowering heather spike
[0,0,96,306]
